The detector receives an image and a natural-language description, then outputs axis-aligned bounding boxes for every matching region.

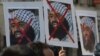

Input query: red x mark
[17,18,33,44]
[47,0,74,43]
[11,18,33,44]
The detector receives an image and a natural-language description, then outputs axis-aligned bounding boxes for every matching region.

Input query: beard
[83,32,95,52]
[10,26,35,45]
[51,21,58,27]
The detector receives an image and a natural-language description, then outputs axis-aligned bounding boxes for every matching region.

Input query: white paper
[3,2,45,47]
[43,0,78,48]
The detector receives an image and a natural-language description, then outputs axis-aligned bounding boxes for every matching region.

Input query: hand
[59,47,66,56]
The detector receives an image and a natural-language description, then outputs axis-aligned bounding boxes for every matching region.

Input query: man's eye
[11,23,16,27]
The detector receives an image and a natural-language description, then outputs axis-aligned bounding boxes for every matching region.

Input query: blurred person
[0,45,34,56]
[0,30,5,52]
[1,42,66,56]
[29,42,66,56]
[95,43,100,56]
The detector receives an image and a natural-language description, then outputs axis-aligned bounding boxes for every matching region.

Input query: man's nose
[15,28,20,31]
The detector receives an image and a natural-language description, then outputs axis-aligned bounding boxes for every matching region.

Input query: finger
[59,50,65,54]
[59,53,66,56]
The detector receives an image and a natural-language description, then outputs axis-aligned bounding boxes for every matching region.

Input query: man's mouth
[52,21,58,27]
[14,31,22,38]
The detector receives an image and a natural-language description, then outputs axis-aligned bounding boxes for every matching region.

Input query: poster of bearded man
[43,0,78,48]
[3,2,45,46]
[76,10,99,55]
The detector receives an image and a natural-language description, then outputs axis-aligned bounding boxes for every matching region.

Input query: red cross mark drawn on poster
[18,18,33,44]
[11,18,33,44]
[46,0,75,43]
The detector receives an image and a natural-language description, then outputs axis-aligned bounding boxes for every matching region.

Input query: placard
[43,0,78,48]
[76,10,99,55]
[3,2,44,46]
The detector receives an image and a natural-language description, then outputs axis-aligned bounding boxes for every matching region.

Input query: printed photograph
[80,16,95,52]
[48,1,72,41]
[8,9,40,45]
